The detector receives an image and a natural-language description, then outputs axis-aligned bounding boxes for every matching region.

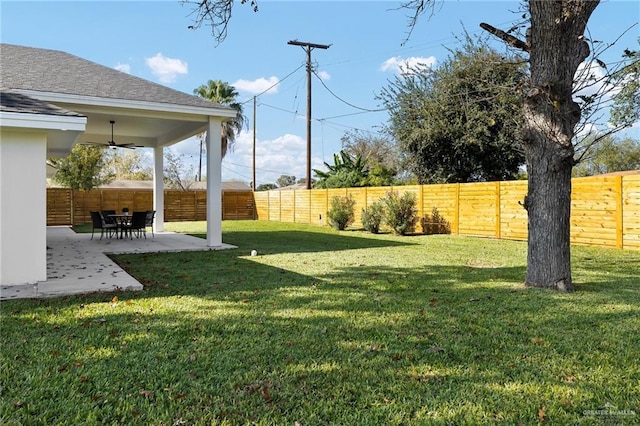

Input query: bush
[327,195,356,230]
[382,191,418,235]
[361,201,385,234]
[421,207,451,234]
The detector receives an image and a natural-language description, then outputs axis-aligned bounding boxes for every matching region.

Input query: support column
[206,118,222,246]
[153,145,164,232]
[0,131,47,285]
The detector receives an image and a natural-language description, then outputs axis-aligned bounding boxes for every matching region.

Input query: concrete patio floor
[0,226,236,301]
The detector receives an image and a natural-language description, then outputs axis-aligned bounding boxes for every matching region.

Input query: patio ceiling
[28,92,232,156]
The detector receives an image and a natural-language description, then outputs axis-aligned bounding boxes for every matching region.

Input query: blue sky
[2,1,638,185]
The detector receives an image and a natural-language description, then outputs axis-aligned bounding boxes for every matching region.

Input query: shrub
[361,201,385,234]
[382,191,418,235]
[327,195,356,230]
[421,207,451,234]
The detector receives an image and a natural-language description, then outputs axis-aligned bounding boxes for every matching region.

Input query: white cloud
[232,76,279,95]
[574,61,610,99]
[573,60,640,136]
[145,53,188,83]
[114,63,131,74]
[317,70,330,81]
[380,55,437,74]
[170,130,328,185]
[221,131,327,185]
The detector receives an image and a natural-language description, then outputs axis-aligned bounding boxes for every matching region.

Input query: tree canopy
[256,183,277,191]
[378,36,527,184]
[276,175,297,188]
[104,150,153,181]
[341,130,401,186]
[314,151,369,189]
[610,42,640,129]
[193,79,247,158]
[163,150,196,190]
[49,145,113,190]
[573,135,640,177]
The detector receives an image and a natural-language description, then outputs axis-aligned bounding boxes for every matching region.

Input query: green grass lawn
[2,221,639,425]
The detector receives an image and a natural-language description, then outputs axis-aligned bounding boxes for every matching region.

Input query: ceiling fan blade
[82,121,140,149]
[81,141,110,147]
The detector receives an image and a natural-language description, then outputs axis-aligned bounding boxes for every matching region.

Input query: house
[0,43,236,286]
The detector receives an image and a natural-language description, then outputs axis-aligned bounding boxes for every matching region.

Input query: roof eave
[14,89,238,119]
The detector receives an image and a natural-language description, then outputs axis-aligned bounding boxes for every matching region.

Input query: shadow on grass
[3,227,639,424]
[3,255,638,424]
[194,229,414,254]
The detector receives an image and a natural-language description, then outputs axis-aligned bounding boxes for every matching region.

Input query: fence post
[293,190,297,223]
[615,175,623,249]
[454,183,460,235]
[419,184,424,222]
[69,189,74,225]
[495,181,501,239]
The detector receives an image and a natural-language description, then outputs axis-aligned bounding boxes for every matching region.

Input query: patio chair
[121,211,147,239]
[90,211,118,240]
[145,210,156,237]
[101,210,117,226]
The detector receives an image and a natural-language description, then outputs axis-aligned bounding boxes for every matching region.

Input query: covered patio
[0,226,235,301]
[1,43,237,288]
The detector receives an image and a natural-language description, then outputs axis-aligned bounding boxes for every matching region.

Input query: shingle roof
[0,89,85,117]
[0,43,224,110]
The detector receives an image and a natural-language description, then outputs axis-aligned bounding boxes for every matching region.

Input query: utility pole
[287,40,330,190]
[252,95,256,191]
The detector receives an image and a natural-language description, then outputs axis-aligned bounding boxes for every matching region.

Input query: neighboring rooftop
[273,183,308,191]
[47,179,252,191]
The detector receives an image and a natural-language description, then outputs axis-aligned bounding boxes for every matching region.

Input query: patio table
[109,214,132,239]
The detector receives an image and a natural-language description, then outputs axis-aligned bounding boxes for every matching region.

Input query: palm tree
[193,80,247,159]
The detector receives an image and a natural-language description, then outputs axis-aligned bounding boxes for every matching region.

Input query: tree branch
[480,22,530,53]
[393,0,440,46]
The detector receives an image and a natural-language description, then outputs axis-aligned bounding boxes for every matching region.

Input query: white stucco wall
[0,129,47,285]
[206,118,222,247]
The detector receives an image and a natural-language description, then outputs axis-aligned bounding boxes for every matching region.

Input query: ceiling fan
[85,120,137,149]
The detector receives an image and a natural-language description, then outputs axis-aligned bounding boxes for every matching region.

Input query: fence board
[280,191,295,223]
[500,181,527,240]
[47,188,254,224]
[310,190,328,226]
[48,174,640,250]
[254,192,269,220]
[294,191,311,223]
[623,175,640,249]
[268,191,281,222]
[249,176,637,250]
[223,191,255,220]
[46,188,72,225]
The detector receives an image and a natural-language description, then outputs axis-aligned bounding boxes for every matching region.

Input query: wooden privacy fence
[46,189,255,225]
[253,175,640,250]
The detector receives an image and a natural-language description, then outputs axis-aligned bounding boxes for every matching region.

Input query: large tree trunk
[522,0,599,291]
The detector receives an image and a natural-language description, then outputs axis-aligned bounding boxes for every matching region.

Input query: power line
[224,160,298,177]
[239,63,305,105]
[260,102,383,136]
[321,110,385,121]
[221,164,252,181]
[312,69,387,113]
